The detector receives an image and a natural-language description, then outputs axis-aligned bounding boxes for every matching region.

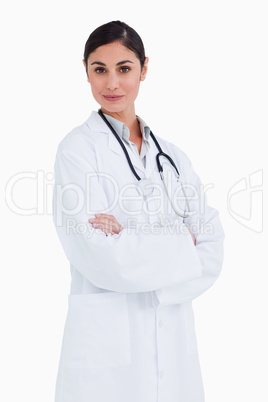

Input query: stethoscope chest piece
[137,178,155,197]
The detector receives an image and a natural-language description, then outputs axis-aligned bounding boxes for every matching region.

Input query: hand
[89,213,123,236]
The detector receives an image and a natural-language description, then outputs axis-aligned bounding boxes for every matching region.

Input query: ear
[140,57,149,82]
[82,59,90,83]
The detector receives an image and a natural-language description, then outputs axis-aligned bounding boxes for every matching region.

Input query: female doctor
[53,20,224,402]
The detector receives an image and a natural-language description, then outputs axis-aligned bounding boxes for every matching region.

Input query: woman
[53,20,224,402]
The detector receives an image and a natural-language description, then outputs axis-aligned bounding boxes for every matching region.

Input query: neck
[100,106,141,138]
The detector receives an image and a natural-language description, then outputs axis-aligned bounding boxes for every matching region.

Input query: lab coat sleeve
[53,144,203,293]
[153,151,225,306]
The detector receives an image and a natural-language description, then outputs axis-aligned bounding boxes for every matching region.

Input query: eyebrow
[90,60,134,66]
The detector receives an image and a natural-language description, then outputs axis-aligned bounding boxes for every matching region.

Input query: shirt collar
[103,113,151,143]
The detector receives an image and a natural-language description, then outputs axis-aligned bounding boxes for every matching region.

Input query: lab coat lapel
[145,138,158,179]
[86,111,157,179]
[106,130,159,180]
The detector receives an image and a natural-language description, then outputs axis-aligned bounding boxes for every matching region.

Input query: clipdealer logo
[4,170,204,221]
[5,168,264,233]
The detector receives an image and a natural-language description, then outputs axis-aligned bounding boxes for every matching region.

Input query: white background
[1,0,267,401]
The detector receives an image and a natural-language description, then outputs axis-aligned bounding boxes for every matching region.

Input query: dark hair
[83,21,146,71]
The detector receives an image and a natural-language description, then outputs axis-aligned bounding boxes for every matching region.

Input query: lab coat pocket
[61,292,132,369]
[181,302,198,355]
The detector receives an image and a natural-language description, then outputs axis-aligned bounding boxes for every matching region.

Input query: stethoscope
[98,109,192,219]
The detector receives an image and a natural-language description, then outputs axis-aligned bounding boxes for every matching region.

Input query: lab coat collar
[85,111,158,179]
[102,112,151,144]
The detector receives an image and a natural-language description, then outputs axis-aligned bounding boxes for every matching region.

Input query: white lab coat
[53,111,224,402]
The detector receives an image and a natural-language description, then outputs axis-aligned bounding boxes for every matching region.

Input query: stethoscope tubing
[98,110,141,181]
[98,109,192,218]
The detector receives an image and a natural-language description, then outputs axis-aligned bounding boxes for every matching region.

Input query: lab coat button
[158,319,163,328]
[159,370,164,379]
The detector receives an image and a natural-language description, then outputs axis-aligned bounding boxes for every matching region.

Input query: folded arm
[53,146,204,293]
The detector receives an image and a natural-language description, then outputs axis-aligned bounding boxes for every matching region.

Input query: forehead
[88,41,140,64]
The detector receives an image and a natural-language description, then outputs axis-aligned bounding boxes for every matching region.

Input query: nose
[106,72,119,91]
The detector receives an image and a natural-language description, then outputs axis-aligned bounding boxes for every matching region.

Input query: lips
[103,95,124,102]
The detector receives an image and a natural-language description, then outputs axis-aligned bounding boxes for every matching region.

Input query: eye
[95,67,106,74]
[120,66,131,73]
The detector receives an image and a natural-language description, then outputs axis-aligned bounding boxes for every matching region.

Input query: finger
[89,217,112,226]
[91,216,114,225]
[92,222,115,232]
[95,213,116,221]
[98,222,122,235]
[89,214,123,234]
[98,219,119,233]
